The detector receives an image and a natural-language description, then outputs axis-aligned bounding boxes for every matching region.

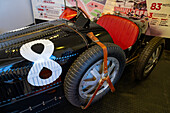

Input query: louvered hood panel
[0,20,88,107]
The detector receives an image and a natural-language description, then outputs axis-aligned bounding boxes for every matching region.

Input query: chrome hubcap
[144,45,162,76]
[79,57,119,99]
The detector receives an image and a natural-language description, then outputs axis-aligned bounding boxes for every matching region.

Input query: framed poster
[66,0,107,21]
[31,0,65,20]
[103,0,147,19]
[31,0,107,21]
[146,0,170,38]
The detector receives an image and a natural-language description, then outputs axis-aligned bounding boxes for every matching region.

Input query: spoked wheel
[64,43,126,107]
[79,57,119,99]
[144,45,162,76]
[135,37,165,80]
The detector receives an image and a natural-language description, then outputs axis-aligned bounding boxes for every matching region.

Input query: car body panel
[0,19,113,112]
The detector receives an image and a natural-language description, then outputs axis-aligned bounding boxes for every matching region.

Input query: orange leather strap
[81,32,115,109]
[87,32,108,73]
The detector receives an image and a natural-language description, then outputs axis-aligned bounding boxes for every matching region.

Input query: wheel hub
[79,57,119,99]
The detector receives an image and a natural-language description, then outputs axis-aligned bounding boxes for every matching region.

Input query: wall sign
[102,0,148,33]
[20,39,62,86]
[103,0,147,19]
[66,0,107,21]
[146,0,170,38]
[31,0,107,21]
[31,0,65,20]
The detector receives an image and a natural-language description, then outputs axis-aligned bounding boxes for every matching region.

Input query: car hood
[0,19,112,79]
[0,20,88,73]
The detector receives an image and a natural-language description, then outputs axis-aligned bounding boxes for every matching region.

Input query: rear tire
[64,43,126,107]
[134,37,165,80]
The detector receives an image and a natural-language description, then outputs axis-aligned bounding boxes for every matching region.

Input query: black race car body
[0,19,113,112]
[0,4,165,112]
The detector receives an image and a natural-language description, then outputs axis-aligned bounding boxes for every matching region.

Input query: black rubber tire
[134,37,165,80]
[64,43,126,107]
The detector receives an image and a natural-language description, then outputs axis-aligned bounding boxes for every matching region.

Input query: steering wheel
[71,6,90,19]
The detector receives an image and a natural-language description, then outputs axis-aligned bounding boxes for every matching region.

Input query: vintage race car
[0,1,165,112]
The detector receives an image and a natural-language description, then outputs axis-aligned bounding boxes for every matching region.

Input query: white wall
[0,0,34,34]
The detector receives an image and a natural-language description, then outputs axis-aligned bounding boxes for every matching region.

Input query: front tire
[64,43,126,107]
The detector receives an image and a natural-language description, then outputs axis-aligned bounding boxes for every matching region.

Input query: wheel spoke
[108,63,115,75]
[82,80,97,87]
[145,63,153,69]
[84,85,96,95]
[90,68,100,78]
[156,47,159,57]
[152,51,156,59]
[156,46,162,59]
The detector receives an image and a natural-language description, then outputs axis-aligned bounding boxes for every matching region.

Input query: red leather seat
[97,15,139,50]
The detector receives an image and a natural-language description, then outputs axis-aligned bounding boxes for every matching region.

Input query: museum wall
[0,0,34,34]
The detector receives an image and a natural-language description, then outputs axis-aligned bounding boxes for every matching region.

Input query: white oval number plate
[20,39,62,86]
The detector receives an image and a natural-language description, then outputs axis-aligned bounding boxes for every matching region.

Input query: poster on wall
[32,0,107,21]
[66,0,107,21]
[103,0,147,19]
[103,0,148,33]
[31,0,65,20]
[146,0,170,38]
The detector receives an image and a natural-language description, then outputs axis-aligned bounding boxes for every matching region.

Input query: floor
[44,50,170,113]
